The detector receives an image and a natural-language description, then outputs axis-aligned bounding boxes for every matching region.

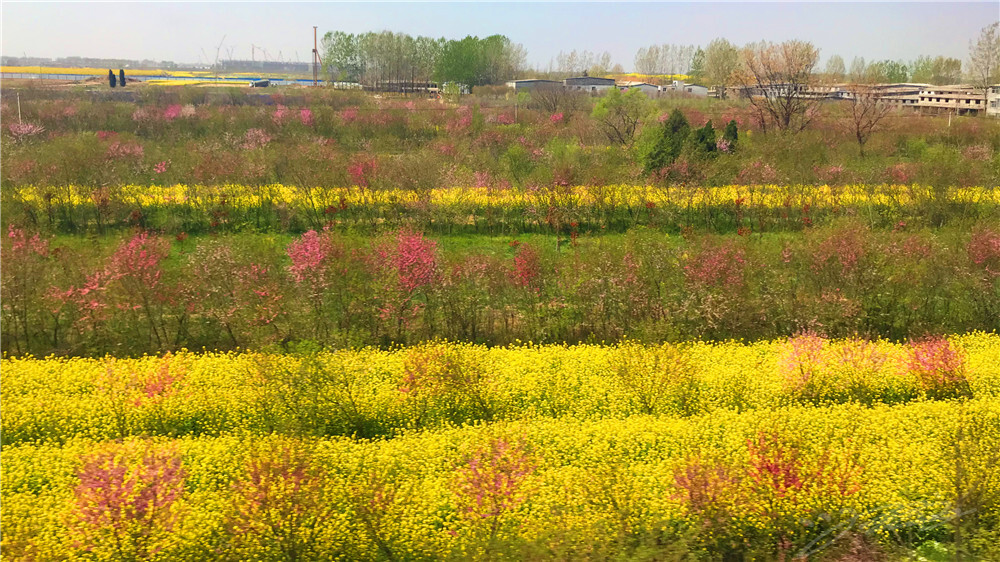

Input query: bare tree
[968,21,1000,104]
[848,56,867,83]
[824,55,846,83]
[529,84,587,114]
[735,40,820,133]
[843,85,893,156]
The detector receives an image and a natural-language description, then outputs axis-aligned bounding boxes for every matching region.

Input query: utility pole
[312,26,320,86]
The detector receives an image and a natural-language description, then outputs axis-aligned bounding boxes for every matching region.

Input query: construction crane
[213,34,227,75]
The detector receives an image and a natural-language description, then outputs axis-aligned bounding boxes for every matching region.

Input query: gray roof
[564,76,616,86]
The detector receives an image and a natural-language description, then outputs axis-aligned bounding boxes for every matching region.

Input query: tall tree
[435,35,524,87]
[703,38,740,91]
[866,60,908,83]
[848,57,867,82]
[825,55,845,82]
[735,40,820,133]
[968,21,1000,100]
[689,48,706,82]
[909,55,935,83]
[931,56,963,84]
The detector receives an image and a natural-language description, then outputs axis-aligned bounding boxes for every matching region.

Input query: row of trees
[821,55,964,85]
[633,44,697,76]
[321,31,526,88]
[321,22,996,97]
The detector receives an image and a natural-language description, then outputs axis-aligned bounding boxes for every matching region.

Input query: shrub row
[3,335,997,445]
[3,400,998,561]
[3,222,999,355]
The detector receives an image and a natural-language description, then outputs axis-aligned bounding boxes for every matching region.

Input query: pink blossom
[455,437,535,521]
[7,122,45,141]
[163,104,182,121]
[340,107,359,123]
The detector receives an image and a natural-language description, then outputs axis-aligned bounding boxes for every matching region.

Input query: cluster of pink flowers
[106,140,145,160]
[779,331,827,389]
[455,437,535,521]
[7,122,45,141]
[510,244,541,290]
[340,107,359,123]
[391,230,438,293]
[968,227,1000,277]
[683,242,747,289]
[163,104,182,121]
[241,128,272,150]
[549,112,564,124]
[491,112,515,125]
[73,445,186,554]
[737,159,778,185]
[907,336,967,394]
[811,227,865,274]
[272,104,289,125]
[887,162,916,184]
[5,225,49,257]
[286,230,340,286]
[347,156,378,187]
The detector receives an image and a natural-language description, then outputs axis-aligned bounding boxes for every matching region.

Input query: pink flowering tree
[286,229,351,341]
[185,240,287,348]
[225,440,336,561]
[370,229,439,341]
[453,437,536,555]
[1,226,52,354]
[51,231,173,352]
[907,336,970,399]
[70,442,187,561]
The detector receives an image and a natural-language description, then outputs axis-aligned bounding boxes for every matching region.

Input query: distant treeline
[321,31,526,88]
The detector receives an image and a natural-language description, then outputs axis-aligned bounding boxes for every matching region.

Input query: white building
[618,81,661,98]
[987,85,1000,117]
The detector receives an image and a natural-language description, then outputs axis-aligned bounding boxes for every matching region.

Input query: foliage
[591,87,650,146]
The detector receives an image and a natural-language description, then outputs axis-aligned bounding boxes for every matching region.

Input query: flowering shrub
[454,436,535,553]
[241,128,272,150]
[106,140,144,160]
[968,227,1000,278]
[7,122,45,141]
[907,336,970,399]
[71,442,186,560]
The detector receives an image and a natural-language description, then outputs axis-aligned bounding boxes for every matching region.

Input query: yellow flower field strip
[3,334,998,445]
[0,66,271,79]
[8,184,1000,210]
[2,399,997,559]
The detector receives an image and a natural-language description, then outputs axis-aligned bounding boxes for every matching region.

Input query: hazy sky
[2,2,997,70]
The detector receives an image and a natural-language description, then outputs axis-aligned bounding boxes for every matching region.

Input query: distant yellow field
[1,66,270,79]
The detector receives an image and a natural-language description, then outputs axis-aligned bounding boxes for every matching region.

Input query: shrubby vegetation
[3,84,999,560]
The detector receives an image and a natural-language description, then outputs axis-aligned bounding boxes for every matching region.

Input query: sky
[2,2,997,71]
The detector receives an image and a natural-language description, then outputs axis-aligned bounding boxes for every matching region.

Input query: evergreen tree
[119,69,126,87]
[643,109,689,173]
[108,69,116,88]
[723,120,739,152]
[691,119,717,155]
